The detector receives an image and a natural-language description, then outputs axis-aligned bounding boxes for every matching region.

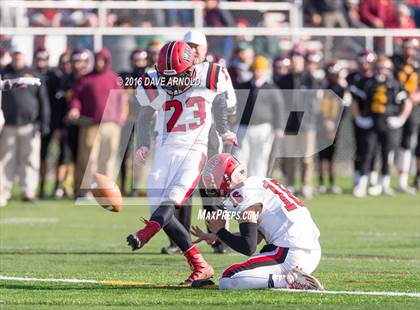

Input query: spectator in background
[104,17,137,73]
[273,54,291,83]
[164,0,193,26]
[0,49,11,136]
[33,48,70,199]
[0,50,50,205]
[317,61,345,194]
[405,0,420,27]
[305,0,349,27]
[228,42,255,87]
[235,55,285,177]
[0,49,11,71]
[204,0,235,57]
[275,46,322,198]
[304,0,348,59]
[28,7,61,49]
[394,4,417,45]
[63,9,98,50]
[146,40,162,70]
[345,0,368,28]
[119,48,148,197]
[205,0,235,27]
[360,0,396,28]
[306,50,325,82]
[59,48,93,197]
[67,48,127,197]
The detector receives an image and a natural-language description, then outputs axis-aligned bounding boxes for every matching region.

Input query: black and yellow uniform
[39,68,70,164]
[346,71,374,174]
[361,76,408,176]
[393,55,419,150]
[59,73,79,163]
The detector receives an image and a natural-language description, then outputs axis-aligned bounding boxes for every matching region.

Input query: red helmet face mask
[202,153,243,198]
[156,41,195,96]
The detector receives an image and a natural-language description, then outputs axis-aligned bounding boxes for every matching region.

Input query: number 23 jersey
[135,61,231,153]
[224,176,321,250]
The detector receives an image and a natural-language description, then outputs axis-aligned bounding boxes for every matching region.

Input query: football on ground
[91,173,123,212]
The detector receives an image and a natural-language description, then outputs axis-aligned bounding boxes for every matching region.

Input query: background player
[126,41,237,284]
[192,153,323,290]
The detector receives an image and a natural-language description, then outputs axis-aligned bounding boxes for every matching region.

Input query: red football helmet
[156,41,195,95]
[202,153,246,197]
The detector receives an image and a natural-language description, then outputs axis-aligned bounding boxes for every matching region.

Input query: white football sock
[369,171,378,186]
[398,173,409,189]
[272,274,288,288]
[381,175,391,188]
[398,149,412,173]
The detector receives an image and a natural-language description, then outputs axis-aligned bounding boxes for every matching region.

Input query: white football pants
[219,246,321,290]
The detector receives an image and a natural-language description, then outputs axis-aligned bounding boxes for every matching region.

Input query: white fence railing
[1,1,419,54]
[2,0,298,28]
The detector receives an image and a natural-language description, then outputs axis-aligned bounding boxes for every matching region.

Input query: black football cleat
[126,234,144,251]
[191,279,217,289]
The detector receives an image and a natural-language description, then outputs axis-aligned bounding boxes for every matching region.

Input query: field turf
[0,189,419,309]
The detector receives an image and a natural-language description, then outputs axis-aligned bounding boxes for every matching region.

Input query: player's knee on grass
[219,275,272,290]
[150,200,177,227]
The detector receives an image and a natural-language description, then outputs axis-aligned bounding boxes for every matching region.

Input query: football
[91,173,123,212]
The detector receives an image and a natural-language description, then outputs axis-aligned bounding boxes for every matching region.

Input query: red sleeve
[359,0,376,26]
[69,78,83,110]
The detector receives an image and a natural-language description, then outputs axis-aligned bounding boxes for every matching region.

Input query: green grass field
[0,190,419,309]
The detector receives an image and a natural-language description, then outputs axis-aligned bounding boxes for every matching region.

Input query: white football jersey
[135,62,232,153]
[224,176,321,250]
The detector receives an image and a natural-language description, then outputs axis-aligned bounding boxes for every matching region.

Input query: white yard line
[0,217,59,225]
[0,275,98,284]
[272,288,420,298]
[0,275,419,298]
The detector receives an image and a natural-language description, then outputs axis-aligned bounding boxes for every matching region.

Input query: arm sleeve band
[137,106,155,148]
[216,222,258,256]
[212,92,229,135]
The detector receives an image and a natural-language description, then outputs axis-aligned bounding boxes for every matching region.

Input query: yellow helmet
[252,55,270,71]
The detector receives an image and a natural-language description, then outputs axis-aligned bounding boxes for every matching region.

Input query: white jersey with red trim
[135,62,231,153]
[224,176,321,250]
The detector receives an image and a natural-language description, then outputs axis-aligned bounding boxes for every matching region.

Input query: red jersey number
[263,179,304,212]
[164,96,206,133]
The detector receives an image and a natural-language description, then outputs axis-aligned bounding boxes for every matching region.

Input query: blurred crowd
[0,31,418,209]
[1,0,419,59]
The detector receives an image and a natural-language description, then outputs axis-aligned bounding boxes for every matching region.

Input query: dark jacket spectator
[275,69,322,132]
[1,63,50,134]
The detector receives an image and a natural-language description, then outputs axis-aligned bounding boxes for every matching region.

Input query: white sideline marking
[273,288,420,298]
[0,217,59,225]
[0,276,98,284]
[0,275,419,298]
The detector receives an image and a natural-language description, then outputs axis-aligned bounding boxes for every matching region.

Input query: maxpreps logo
[197,209,259,221]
